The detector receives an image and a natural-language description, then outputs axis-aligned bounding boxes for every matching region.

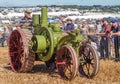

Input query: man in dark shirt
[17,9,32,29]
[97,18,111,59]
[65,18,74,31]
[111,19,120,61]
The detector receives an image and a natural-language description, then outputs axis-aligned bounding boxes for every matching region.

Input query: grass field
[0,47,120,84]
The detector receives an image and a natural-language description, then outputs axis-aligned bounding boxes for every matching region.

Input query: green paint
[32,14,40,26]
[41,7,48,27]
[31,35,46,53]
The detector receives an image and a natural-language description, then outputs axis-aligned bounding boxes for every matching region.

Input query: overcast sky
[0,0,120,7]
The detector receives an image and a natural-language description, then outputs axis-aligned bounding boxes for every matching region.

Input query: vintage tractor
[8,7,99,80]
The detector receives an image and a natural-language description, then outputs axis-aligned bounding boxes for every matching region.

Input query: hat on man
[111,19,118,23]
[66,18,72,21]
[25,9,32,13]
[102,18,108,22]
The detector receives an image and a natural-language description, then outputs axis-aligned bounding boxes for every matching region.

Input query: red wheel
[79,44,99,78]
[8,29,35,72]
[56,45,78,80]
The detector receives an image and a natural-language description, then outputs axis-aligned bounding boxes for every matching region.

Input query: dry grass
[0,47,120,84]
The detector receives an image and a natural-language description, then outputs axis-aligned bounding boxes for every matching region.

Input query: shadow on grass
[31,64,59,78]
[32,64,55,73]
[4,63,59,78]
[4,65,12,71]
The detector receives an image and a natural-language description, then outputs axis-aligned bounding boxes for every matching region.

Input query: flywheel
[36,27,54,61]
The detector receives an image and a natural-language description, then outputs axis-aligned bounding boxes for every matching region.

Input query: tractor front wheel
[78,44,99,78]
[56,45,78,80]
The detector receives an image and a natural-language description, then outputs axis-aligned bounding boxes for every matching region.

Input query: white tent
[0,13,3,17]
[64,13,116,20]
[7,13,24,18]
[1,20,10,24]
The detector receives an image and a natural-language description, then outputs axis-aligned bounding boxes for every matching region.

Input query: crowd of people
[61,17,120,61]
[0,9,32,47]
[0,9,120,61]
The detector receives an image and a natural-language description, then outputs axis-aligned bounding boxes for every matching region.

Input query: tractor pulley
[34,27,54,61]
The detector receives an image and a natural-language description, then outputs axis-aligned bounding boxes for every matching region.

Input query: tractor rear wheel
[9,29,35,72]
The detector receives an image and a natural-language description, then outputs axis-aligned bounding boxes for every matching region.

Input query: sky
[0,0,120,7]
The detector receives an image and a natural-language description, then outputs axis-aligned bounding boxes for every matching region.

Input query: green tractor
[8,7,99,80]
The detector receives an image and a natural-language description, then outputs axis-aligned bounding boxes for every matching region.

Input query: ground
[0,47,120,84]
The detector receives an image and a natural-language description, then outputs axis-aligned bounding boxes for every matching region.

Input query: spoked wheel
[56,45,78,80]
[9,29,35,72]
[79,43,99,78]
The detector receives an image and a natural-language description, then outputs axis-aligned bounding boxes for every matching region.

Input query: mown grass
[0,47,120,84]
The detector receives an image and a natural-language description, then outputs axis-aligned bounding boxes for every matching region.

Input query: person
[96,19,103,33]
[95,19,103,56]
[7,24,13,34]
[61,20,67,31]
[88,21,96,34]
[79,22,88,39]
[17,9,32,29]
[64,18,74,31]
[97,18,111,59]
[6,24,13,45]
[0,26,8,47]
[111,19,120,61]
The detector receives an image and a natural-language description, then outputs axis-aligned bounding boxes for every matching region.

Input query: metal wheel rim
[79,44,99,78]
[56,45,78,80]
[9,29,28,72]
